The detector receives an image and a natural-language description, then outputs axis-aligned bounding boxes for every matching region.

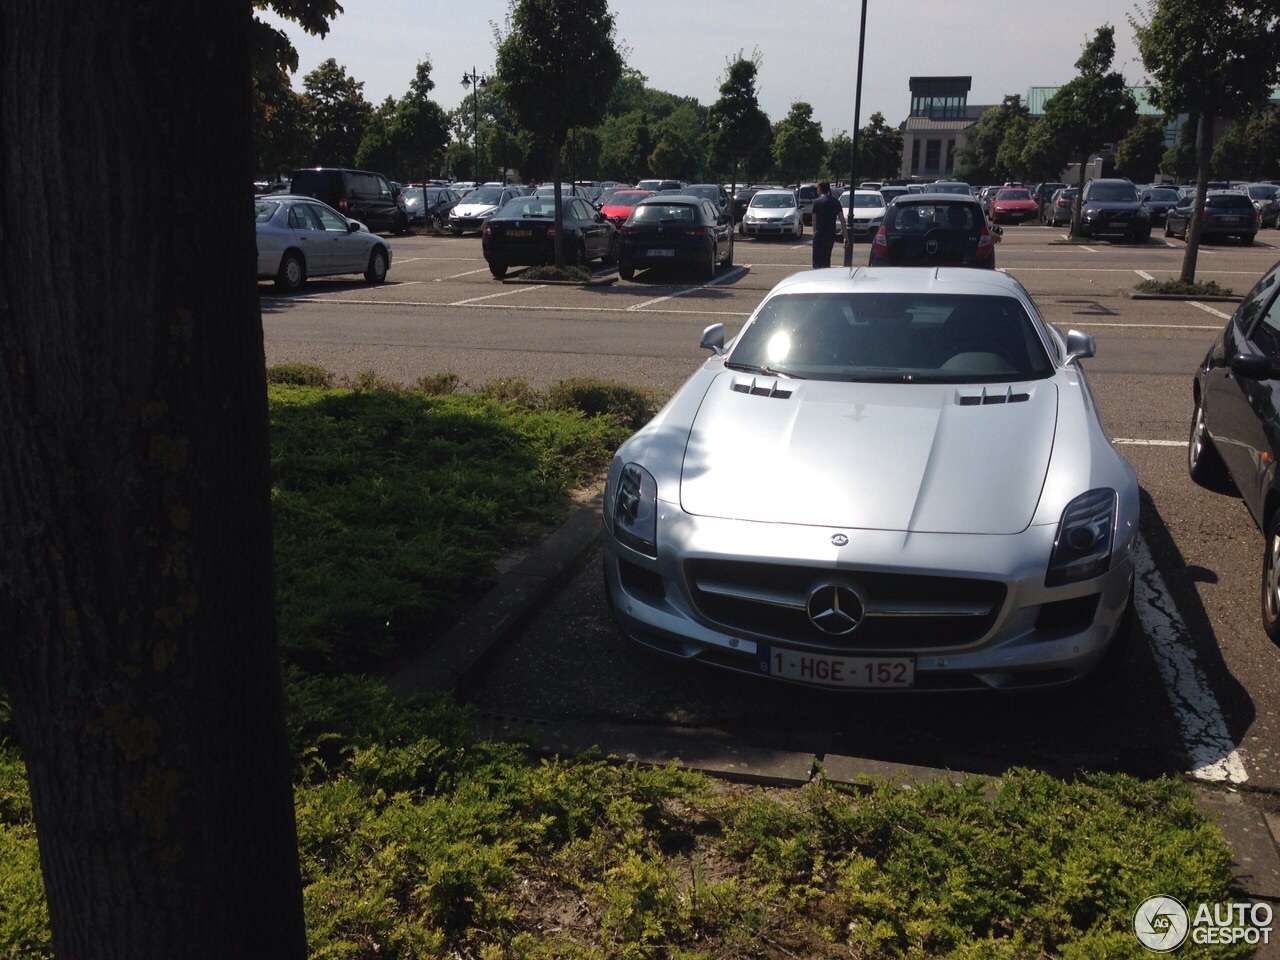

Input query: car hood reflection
[680,376,1058,535]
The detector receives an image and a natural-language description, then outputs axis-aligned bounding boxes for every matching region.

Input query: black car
[1165,190,1259,244]
[289,167,409,235]
[681,183,731,216]
[867,195,999,269]
[480,195,617,279]
[1138,186,1180,225]
[1189,258,1280,637]
[617,196,732,281]
[402,185,461,230]
[1070,179,1151,243]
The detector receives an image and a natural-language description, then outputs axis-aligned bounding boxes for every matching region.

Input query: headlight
[613,463,658,557]
[1046,489,1117,586]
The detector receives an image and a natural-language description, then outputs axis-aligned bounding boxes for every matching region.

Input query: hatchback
[1165,190,1259,244]
[741,189,804,239]
[617,196,732,281]
[868,195,998,269]
[838,189,886,241]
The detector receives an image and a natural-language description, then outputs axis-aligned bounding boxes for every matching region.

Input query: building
[898,76,992,181]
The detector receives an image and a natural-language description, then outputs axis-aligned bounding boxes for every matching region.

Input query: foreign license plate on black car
[758,646,915,688]
[508,229,532,237]
[647,249,675,257]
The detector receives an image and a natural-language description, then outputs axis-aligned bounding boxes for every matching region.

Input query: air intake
[958,387,1030,406]
[732,378,793,399]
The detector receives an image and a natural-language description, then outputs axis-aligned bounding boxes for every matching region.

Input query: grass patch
[0,371,1254,958]
[1135,278,1235,298]
[521,264,594,283]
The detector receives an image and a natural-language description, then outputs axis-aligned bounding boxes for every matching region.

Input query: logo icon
[806,584,865,635]
[1134,896,1189,952]
[831,533,849,546]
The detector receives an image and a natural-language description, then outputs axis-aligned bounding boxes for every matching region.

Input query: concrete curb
[388,486,1280,946]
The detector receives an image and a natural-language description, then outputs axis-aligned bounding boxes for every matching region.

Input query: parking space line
[1188,301,1232,320]
[451,286,546,305]
[1135,537,1248,784]
[1136,270,1155,281]
[1112,438,1185,446]
[1060,321,1219,330]
[1080,245,1099,253]
[440,267,492,280]
[627,266,748,311]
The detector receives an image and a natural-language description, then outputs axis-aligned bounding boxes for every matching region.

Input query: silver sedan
[256,196,392,293]
[602,267,1139,691]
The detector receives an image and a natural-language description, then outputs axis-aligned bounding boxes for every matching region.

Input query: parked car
[616,196,732,282]
[879,186,910,206]
[1032,182,1067,220]
[401,185,462,230]
[682,183,732,215]
[988,187,1040,225]
[868,195,999,269]
[1138,186,1180,226]
[1045,187,1079,227]
[741,189,804,239]
[533,183,595,201]
[1239,183,1280,228]
[288,167,408,235]
[480,195,617,279]
[449,184,525,235]
[1070,179,1151,243]
[1164,190,1259,244]
[255,195,392,292]
[928,181,974,196]
[603,267,1138,690]
[599,189,656,227]
[837,189,887,241]
[1188,258,1280,637]
[797,183,820,225]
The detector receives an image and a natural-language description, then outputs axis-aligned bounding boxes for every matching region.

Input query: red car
[988,187,1039,225]
[599,190,655,227]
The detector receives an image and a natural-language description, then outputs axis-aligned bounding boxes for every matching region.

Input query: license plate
[647,248,675,257]
[508,229,532,237]
[758,646,915,688]
[1220,217,1242,224]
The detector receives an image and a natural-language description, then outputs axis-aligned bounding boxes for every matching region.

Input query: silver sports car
[602,267,1139,691]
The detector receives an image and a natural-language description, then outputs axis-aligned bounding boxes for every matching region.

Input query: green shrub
[266,362,335,388]
[479,376,538,407]
[346,369,401,392]
[521,265,592,283]
[415,372,460,396]
[1135,278,1234,298]
[545,377,660,431]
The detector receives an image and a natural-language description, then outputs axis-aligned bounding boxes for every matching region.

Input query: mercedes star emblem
[806,584,865,635]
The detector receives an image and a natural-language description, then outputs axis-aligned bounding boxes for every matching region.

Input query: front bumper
[602,503,1137,692]
[743,219,800,236]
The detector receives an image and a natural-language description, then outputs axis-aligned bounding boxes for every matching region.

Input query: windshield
[750,192,796,209]
[401,187,425,206]
[254,201,279,222]
[726,292,1053,383]
[605,192,650,206]
[1247,185,1279,200]
[1088,184,1139,202]
[465,186,505,205]
[842,193,884,209]
[997,189,1032,201]
[1144,188,1178,201]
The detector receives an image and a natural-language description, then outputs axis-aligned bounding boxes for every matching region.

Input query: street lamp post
[461,67,488,182]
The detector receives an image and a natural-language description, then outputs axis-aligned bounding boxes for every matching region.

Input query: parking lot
[261,223,1280,799]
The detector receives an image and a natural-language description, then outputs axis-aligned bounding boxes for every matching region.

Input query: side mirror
[1230,353,1280,381]
[700,322,726,355]
[990,224,1004,236]
[1064,329,1096,362]
[347,220,361,232]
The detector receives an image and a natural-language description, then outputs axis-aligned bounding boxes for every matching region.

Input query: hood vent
[958,387,1031,407]
[732,378,793,399]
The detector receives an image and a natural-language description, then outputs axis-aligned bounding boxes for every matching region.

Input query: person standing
[810,181,849,269]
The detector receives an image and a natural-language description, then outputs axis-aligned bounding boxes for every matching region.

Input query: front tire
[1188,393,1228,489]
[1263,511,1280,642]
[364,247,388,284]
[275,250,306,292]
[1164,219,1174,237]
[618,263,635,281]
[705,244,718,281]
[489,262,507,279]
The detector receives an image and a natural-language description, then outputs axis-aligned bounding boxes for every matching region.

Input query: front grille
[684,559,1005,651]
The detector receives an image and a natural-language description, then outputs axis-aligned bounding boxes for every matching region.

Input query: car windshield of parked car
[1089,184,1139,202]
[1247,185,1279,200]
[255,200,279,223]
[465,186,506,205]
[725,292,1054,383]
[1143,188,1178,202]
[630,203,698,223]
[996,189,1032,201]
[849,193,884,208]
[607,191,649,206]
[750,193,796,209]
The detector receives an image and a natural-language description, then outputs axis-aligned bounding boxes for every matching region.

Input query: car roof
[892,193,983,205]
[766,266,1032,299]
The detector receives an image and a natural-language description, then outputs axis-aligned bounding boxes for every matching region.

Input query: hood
[455,201,498,216]
[680,375,1058,534]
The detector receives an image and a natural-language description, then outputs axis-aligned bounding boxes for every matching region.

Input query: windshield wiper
[725,361,805,380]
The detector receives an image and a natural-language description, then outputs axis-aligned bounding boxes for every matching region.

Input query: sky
[260,0,1151,134]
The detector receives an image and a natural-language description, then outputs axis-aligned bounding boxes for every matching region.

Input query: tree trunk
[0,3,307,957]
[552,152,565,268]
[1181,112,1212,285]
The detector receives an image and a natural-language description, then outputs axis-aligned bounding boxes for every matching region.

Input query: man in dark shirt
[810,181,849,268]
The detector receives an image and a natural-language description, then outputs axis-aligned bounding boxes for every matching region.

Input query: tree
[772,102,824,184]
[1114,116,1168,184]
[1020,26,1137,197]
[253,63,313,178]
[303,58,373,167]
[706,51,772,187]
[598,110,654,183]
[393,60,450,181]
[856,112,906,183]
[1162,120,1199,181]
[2,1,313,955]
[355,96,401,174]
[823,131,852,182]
[496,0,622,266]
[1134,0,1280,280]
[957,95,1030,184]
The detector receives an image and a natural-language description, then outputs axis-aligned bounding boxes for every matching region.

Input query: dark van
[289,168,408,234]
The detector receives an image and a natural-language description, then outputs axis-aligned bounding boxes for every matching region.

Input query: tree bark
[1181,112,1212,284]
[0,2,307,957]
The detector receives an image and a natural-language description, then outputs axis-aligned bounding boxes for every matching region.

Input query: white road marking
[1080,245,1099,253]
[1059,321,1219,330]
[1136,270,1155,281]
[1188,301,1232,320]
[1112,439,1186,446]
[451,286,546,305]
[627,266,748,311]
[440,267,493,280]
[1134,537,1249,784]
